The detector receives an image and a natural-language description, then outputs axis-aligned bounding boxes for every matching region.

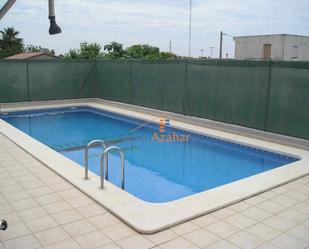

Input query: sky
[0,0,309,58]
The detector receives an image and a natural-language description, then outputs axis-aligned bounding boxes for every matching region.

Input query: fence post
[182,59,189,115]
[263,60,273,131]
[26,59,30,101]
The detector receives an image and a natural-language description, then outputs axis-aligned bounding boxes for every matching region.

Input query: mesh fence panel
[1,59,308,140]
[266,62,309,139]
[185,60,270,130]
[28,60,101,101]
[0,60,28,102]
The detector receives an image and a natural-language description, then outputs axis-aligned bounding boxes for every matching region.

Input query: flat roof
[234,34,309,39]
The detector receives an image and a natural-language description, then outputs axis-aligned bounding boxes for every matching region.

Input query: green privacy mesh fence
[0,59,101,102]
[0,59,308,140]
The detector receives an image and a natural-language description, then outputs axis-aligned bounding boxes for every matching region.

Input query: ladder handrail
[100,146,125,190]
[84,140,107,180]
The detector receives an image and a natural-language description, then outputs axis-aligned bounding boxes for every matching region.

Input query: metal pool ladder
[84,140,125,190]
[84,140,108,180]
[100,146,125,190]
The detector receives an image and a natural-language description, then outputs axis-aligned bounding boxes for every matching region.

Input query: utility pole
[169,40,172,53]
[199,49,204,58]
[219,31,223,59]
[0,0,16,20]
[210,47,214,59]
[188,0,192,57]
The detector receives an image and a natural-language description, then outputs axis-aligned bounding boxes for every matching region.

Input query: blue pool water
[1,107,298,203]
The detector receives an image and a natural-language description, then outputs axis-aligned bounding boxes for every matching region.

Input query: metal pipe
[100,146,125,190]
[0,0,16,20]
[84,140,108,180]
[48,0,55,17]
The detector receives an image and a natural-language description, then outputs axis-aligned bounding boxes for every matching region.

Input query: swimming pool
[1,106,298,203]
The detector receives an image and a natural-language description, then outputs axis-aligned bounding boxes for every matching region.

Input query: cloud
[0,0,308,57]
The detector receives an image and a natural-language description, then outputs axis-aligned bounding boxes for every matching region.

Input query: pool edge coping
[0,99,308,234]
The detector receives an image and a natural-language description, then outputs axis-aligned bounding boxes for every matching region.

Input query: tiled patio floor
[1,134,309,249]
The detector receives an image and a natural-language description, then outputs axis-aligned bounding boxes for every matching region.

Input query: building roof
[234,34,309,39]
[5,52,59,59]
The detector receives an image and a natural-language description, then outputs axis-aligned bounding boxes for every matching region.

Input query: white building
[234,34,309,61]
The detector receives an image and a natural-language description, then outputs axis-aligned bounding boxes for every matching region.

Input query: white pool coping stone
[0,98,308,234]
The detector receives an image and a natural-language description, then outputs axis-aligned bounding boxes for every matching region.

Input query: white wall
[235,35,309,61]
[284,36,309,61]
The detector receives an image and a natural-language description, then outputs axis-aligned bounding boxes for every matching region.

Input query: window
[292,46,298,59]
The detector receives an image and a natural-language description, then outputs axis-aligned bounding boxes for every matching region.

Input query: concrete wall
[284,36,309,61]
[235,35,309,61]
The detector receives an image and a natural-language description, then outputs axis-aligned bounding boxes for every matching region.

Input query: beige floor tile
[0,203,13,215]
[258,191,278,200]
[227,231,264,249]
[211,208,236,219]
[4,190,30,202]
[257,200,287,214]
[44,238,82,249]
[74,230,112,249]
[35,193,62,205]
[143,229,178,245]
[10,198,39,211]
[63,219,97,237]
[184,229,221,248]
[160,237,199,249]
[77,204,107,218]
[271,195,299,208]
[27,186,53,197]
[229,201,251,212]
[206,240,240,249]
[34,227,70,246]
[2,212,22,225]
[25,215,58,233]
[88,213,120,229]
[49,182,74,192]
[245,196,266,206]
[285,190,308,202]
[205,220,240,238]
[224,213,257,229]
[102,223,136,241]
[170,221,200,235]
[242,207,272,221]
[43,200,72,214]
[255,242,280,249]
[52,209,83,225]
[278,209,308,223]
[269,233,308,249]
[0,222,30,241]
[96,242,121,249]
[57,189,83,199]
[66,195,94,208]
[287,225,309,243]
[245,223,281,241]
[263,215,297,232]
[293,202,309,215]
[3,234,41,249]
[17,206,48,221]
[21,180,45,190]
[0,184,24,195]
[191,214,218,227]
[117,234,154,249]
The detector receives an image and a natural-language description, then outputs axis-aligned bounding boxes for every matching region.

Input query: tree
[126,44,178,59]
[65,42,104,59]
[104,42,126,59]
[0,27,23,58]
[24,45,55,55]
